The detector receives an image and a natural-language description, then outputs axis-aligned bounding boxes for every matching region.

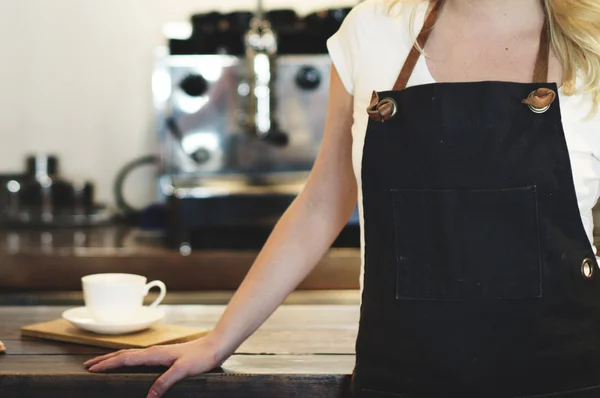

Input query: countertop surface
[0,304,358,397]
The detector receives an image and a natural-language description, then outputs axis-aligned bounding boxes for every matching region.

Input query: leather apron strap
[392,0,551,91]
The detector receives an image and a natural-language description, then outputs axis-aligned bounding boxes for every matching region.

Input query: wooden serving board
[21,319,210,350]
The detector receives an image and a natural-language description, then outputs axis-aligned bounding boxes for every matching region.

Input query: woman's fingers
[147,362,188,398]
[84,350,130,368]
[88,347,173,372]
[83,340,217,397]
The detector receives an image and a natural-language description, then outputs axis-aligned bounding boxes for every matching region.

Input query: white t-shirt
[326,0,600,283]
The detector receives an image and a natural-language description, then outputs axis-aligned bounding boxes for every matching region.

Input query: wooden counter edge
[0,372,352,398]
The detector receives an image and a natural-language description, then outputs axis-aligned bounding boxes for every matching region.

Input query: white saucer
[62,306,164,335]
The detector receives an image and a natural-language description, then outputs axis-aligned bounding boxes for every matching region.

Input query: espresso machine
[154,1,359,253]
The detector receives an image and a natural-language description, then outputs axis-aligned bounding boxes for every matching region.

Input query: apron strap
[392,0,551,91]
[533,16,550,83]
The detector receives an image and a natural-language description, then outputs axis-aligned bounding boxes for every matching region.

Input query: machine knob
[180,74,209,97]
[295,66,322,90]
[190,148,211,164]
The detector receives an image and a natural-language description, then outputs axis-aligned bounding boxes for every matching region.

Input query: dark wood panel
[0,250,360,291]
[0,373,352,398]
[0,227,360,291]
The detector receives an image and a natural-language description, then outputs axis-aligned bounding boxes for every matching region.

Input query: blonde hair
[386,0,600,116]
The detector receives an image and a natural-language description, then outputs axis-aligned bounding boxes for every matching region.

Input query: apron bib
[353,1,600,397]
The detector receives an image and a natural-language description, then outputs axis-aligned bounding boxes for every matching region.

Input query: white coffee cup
[81,273,167,324]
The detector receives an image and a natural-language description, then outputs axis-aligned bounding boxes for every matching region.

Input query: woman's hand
[84,335,226,398]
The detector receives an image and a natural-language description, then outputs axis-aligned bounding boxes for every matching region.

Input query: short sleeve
[326,2,372,95]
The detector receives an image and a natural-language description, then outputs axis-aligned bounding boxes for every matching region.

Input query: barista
[85,0,600,396]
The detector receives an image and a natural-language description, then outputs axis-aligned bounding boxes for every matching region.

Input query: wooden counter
[0,226,361,293]
[0,305,357,397]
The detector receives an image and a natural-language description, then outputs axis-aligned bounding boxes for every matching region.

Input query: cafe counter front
[0,304,357,397]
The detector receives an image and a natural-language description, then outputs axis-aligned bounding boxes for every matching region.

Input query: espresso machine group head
[243,2,289,147]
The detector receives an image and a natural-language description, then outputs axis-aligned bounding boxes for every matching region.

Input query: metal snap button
[367,91,398,122]
[581,258,595,279]
[377,98,398,121]
[523,89,556,114]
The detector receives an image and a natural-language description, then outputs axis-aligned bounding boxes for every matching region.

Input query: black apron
[353,1,600,397]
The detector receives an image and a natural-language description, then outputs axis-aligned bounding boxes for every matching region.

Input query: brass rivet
[582,258,595,279]
[526,90,551,114]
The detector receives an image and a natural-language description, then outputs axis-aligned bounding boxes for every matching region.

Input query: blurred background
[0,0,362,306]
[1,0,598,306]
[0,0,353,210]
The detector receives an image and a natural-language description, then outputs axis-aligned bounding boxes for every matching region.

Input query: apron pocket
[390,185,542,301]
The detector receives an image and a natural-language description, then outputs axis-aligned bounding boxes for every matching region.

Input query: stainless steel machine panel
[155,52,331,193]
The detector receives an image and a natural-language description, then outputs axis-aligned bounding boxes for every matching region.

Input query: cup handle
[144,280,167,308]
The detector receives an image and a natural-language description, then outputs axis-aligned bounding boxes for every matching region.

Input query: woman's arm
[208,64,356,361]
[84,65,357,398]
